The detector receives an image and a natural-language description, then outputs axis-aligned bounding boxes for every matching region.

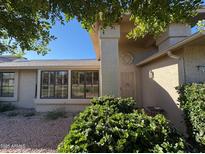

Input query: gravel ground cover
[0,109,74,153]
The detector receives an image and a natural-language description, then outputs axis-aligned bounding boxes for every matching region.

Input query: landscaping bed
[0,108,74,153]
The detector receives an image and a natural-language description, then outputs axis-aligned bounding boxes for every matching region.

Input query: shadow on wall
[147,78,186,134]
[141,57,187,134]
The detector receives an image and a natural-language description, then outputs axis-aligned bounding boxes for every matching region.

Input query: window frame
[40,70,69,99]
[0,72,15,97]
[71,70,99,99]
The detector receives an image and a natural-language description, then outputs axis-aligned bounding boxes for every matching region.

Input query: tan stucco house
[0,8,204,132]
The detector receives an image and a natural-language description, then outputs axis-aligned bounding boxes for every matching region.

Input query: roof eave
[0,65,100,70]
[136,31,205,66]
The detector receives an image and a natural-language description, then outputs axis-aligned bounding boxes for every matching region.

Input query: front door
[120,72,135,98]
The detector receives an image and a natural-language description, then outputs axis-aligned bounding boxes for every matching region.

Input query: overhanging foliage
[0,0,203,55]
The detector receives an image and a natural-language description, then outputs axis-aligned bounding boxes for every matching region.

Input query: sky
[25,19,96,60]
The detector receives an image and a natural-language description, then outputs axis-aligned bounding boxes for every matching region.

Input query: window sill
[0,97,17,102]
[34,98,90,105]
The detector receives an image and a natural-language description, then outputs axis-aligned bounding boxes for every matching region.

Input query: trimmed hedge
[177,83,205,150]
[58,96,187,153]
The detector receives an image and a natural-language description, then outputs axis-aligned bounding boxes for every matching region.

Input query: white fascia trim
[0,65,100,70]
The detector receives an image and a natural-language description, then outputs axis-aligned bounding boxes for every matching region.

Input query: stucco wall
[35,104,88,113]
[156,24,191,52]
[119,42,157,106]
[140,56,186,132]
[17,70,37,108]
[99,26,120,96]
[183,46,205,83]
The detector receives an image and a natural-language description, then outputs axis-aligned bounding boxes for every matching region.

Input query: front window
[71,71,99,99]
[0,72,15,97]
[40,71,68,99]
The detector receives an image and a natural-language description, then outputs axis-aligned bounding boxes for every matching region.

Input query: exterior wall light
[149,70,154,79]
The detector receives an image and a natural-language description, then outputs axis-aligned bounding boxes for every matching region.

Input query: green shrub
[0,103,15,112]
[177,83,205,150]
[58,96,187,153]
[91,96,136,113]
[6,111,19,117]
[45,111,67,120]
[23,112,35,117]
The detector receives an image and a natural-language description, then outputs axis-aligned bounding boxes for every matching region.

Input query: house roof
[136,31,205,66]
[0,56,26,62]
[0,59,100,69]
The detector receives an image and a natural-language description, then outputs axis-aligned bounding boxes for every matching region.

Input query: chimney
[156,23,191,51]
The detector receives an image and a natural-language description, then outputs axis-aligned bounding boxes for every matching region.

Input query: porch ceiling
[90,17,156,60]
[119,17,156,47]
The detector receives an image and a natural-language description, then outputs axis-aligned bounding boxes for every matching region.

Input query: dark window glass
[40,71,68,99]
[0,72,15,97]
[71,71,99,99]
[71,72,85,98]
